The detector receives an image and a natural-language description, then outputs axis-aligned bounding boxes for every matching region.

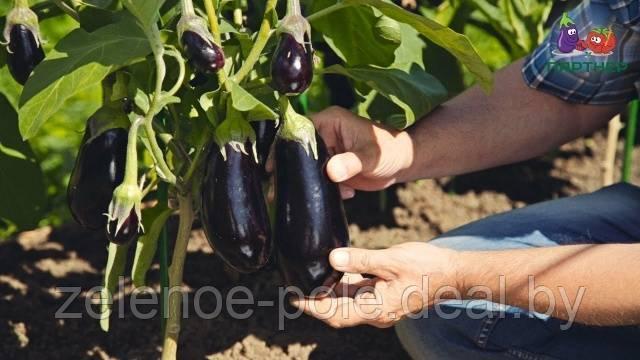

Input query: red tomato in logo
[586,28,616,54]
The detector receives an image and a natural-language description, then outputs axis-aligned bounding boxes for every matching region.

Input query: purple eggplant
[271,33,313,95]
[557,12,578,53]
[7,24,45,85]
[106,209,140,245]
[181,30,225,75]
[201,143,273,273]
[251,120,279,176]
[68,126,127,230]
[275,133,350,296]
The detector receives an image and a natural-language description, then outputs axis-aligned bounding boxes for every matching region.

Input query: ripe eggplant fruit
[181,31,225,74]
[68,126,128,230]
[201,143,273,273]
[7,24,45,85]
[271,33,313,95]
[251,120,279,175]
[107,209,140,245]
[275,134,350,295]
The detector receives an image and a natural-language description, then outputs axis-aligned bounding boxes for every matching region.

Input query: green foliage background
[0,0,560,237]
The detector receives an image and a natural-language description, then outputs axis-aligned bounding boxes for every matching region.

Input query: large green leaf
[226,80,278,121]
[309,0,493,91]
[122,0,165,30]
[311,3,401,67]
[324,64,447,129]
[0,94,46,230]
[18,15,151,139]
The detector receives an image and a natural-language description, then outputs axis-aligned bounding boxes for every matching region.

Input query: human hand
[290,242,461,328]
[310,106,414,198]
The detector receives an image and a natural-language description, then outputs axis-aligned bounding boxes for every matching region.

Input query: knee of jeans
[429,231,557,252]
[395,313,471,359]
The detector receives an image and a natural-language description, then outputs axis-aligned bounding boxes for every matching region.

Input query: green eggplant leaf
[226,80,278,121]
[324,64,447,129]
[310,0,493,91]
[311,2,401,67]
[18,14,151,140]
[0,94,46,231]
[122,0,165,30]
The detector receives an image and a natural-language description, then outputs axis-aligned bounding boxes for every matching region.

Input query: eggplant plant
[0,0,493,358]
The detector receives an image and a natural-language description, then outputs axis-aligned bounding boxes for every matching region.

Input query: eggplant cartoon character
[557,12,578,53]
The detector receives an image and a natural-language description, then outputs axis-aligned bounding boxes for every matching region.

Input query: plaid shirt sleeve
[522,0,640,104]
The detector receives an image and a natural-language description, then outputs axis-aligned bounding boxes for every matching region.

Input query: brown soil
[0,131,638,359]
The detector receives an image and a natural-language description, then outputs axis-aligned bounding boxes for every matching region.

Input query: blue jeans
[395,183,640,359]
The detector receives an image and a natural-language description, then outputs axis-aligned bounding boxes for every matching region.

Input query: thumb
[329,248,396,279]
[326,152,367,183]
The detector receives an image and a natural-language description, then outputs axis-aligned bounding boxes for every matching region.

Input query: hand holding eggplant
[290,243,460,329]
[309,106,414,197]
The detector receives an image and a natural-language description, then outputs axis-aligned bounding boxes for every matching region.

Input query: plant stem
[161,194,194,360]
[14,0,29,9]
[182,130,211,188]
[123,116,144,185]
[233,0,243,26]
[286,0,301,16]
[623,100,638,182]
[232,0,278,84]
[180,0,195,16]
[203,0,228,85]
[305,3,350,23]
[158,182,169,335]
[165,47,186,97]
[51,0,80,21]
[144,24,177,185]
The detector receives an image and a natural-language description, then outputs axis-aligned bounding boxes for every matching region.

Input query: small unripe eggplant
[275,134,350,295]
[271,33,313,95]
[201,143,273,273]
[68,126,128,230]
[6,24,45,85]
[251,120,279,175]
[181,31,225,75]
[107,209,140,245]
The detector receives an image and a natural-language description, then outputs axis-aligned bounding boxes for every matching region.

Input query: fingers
[326,152,364,183]
[330,248,397,279]
[339,184,355,199]
[290,281,395,329]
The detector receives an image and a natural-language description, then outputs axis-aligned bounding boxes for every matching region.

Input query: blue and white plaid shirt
[523,0,640,104]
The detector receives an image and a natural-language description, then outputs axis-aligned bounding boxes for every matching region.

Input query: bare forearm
[458,244,640,326]
[400,59,622,181]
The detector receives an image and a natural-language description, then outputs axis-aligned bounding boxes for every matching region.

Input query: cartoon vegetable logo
[585,27,617,54]
[557,12,578,53]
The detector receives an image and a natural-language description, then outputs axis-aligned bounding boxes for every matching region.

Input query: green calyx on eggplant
[201,141,273,273]
[67,103,131,230]
[214,101,258,161]
[274,132,350,296]
[178,13,225,75]
[106,181,144,246]
[271,1,314,95]
[3,4,45,85]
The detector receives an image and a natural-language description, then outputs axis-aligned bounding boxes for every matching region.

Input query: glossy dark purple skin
[107,209,140,245]
[7,24,45,85]
[275,134,350,296]
[251,120,279,175]
[67,126,127,230]
[271,33,313,95]
[181,31,225,75]
[201,143,273,273]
